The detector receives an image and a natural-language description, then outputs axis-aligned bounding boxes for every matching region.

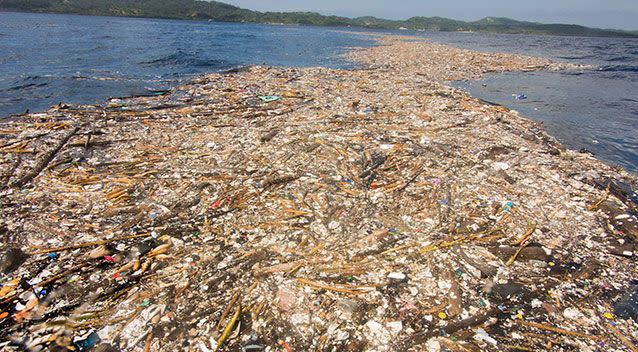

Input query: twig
[395,167,425,194]
[216,292,240,330]
[502,345,535,351]
[588,182,611,211]
[506,224,536,266]
[46,157,73,170]
[84,132,92,151]
[10,126,79,188]
[419,232,481,254]
[606,322,638,352]
[0,132,49,149]
[443,308,499,335]
[144,331,153,352]
[516,320,601,340]
[421,301,449,315]
[295,278,374,295]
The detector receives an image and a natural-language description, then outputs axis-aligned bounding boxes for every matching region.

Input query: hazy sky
[223,0,638,30]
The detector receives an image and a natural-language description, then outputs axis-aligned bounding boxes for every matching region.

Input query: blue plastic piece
[74,332,101,351]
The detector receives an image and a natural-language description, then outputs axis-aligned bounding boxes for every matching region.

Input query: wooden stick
[10,126,79,188]
[216,292,240,330]
[513,223,536,246]
[421,301,449,315]
[516,320,601,340]
[0,132,49,149]
[29,233,150,255]
[507,224,536,266]
[502,345,534,351]
[144,331,153,352]
[84,132,92,151]
[606,322,638,352]
[295,278,374,295]
[588,182,610,211]
[419,233,479,254]
[395,167,426,193]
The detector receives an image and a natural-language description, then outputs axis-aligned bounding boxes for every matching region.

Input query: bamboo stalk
[216,305,241,350]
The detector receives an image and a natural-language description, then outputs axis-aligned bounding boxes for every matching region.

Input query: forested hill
[1,0,636,38]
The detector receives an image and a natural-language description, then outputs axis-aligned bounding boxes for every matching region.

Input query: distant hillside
[1,0,636,38]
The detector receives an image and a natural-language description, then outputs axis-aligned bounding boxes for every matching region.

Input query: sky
[222,0,638,30]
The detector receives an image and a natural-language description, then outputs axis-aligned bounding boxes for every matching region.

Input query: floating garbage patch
[0,35,636,351]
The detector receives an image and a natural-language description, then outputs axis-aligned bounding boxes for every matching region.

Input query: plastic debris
[74,331,101,351]
[257,95,281,102]
[614,284,638,321]
[0,34,635,351]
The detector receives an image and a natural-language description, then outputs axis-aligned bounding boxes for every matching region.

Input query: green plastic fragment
[258,95,281,102]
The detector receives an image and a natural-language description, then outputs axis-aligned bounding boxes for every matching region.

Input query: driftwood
[0,132,49,149]
[10,126,79,188]
[0,155,22,190]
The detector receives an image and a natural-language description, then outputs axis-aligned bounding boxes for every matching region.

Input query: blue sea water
[426,32,638,172]
[0,12,372,117]
[0,12,637,172]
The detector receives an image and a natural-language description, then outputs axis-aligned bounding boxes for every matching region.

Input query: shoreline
[1,35,637,351]
[2,9,637,39]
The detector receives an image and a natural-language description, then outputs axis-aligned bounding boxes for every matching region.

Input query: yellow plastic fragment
[603,312,614,320]
[438,312,447,320]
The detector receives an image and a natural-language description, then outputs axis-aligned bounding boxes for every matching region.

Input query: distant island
[1,0,637,38]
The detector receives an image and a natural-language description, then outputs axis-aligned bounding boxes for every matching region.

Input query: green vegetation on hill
[0,0,636,38]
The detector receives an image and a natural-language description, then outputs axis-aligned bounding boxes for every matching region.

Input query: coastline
[1,35,637,351]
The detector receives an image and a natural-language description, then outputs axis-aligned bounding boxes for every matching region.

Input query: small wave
[561,71,584,76]
[4,76,49,92]
[591,44,613,51]
[557,55,595,60]
[219,32,257,39]
[139,51,225,68]
[6,82,48,91]
[607,56,632,62]
[20,75,43,81]
[598,65,638,73]
[73,74,134,82]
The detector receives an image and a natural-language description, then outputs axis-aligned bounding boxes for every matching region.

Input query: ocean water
[428,32,638,172]
[0,12,372,117]
[0,12,637,172]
